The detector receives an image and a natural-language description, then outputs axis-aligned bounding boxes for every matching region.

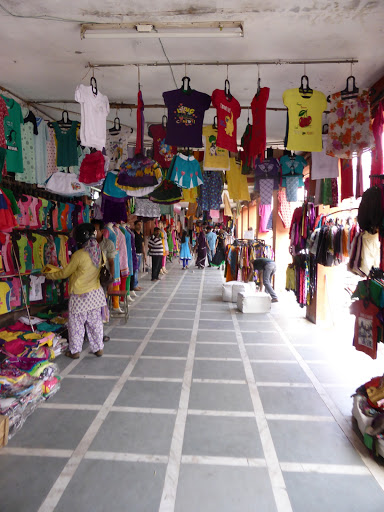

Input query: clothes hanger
[162,115,168,128]
[49,110,73,128]
[299,75,313,98]
[90,76,98,96]
[224,78,232,101]
[322,123,329,134]
[340,75,359,99]
[109,116,121,133]
[212,116,218,130]
[180,76,192,94]
[267,146,273,159]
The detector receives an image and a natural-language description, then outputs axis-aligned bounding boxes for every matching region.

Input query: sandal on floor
[94,350,103,357]
[103,336,110,343]
[65,350,80,359]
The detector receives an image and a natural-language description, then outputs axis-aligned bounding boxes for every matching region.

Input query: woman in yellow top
[43,223,106,359]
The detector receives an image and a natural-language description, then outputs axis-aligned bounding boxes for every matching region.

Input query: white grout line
[265,414,334,422]
[229,304,293,512]
[194,357,242,362]
[268,313,384,493]
[149,340,190,344]
[195,341,238,345]
[192,378,247,384]
[85,451,168,464]
[249,360,298,364]
[38,270,187,512]
[280,462,370,475]
[140,355,187,360]
[110,406,177,415]
[127,377,183,383]
[0,447,73,458]
[255,382,313,388]
[108,338,142,343]
[244,343,286,346]
[40,403,102,411]
[64,374,119,380]
[181,455,267,467]
[188,409,255,418]
[158,268,205,512]
[154,327,193,331]
[101,354,132,359]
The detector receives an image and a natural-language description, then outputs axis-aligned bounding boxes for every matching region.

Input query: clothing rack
[325,208,358,217]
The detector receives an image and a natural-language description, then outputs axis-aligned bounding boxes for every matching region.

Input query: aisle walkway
[2,264,384,512]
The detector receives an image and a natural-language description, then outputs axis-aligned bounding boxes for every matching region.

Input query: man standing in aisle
[133,220,144,292]
[251,258,278,303]
[206,226,217,267]
[148,227,164,281]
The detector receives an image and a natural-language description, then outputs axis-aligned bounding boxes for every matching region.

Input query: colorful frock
[180,237,192,261]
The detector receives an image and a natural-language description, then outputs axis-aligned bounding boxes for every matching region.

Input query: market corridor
[2,264,384,512]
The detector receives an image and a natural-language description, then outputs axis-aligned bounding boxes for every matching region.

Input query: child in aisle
[148,227,164,281]
[180,230,192,270]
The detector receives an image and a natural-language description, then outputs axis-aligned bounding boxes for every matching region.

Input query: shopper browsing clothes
[252,258,278,303]
[211,229,226,270]
[133,220,144,291]
[148,227,164,281]
[206,226,217,267]
[195,224,208,269]
[43,223,106,358]
[180,230,192,270]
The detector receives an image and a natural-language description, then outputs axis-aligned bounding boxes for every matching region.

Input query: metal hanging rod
[87,58,358,69]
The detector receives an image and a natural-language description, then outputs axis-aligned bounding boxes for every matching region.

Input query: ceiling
[0,0,383,144]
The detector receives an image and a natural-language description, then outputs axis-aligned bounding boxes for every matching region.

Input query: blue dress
[180,237,192,260]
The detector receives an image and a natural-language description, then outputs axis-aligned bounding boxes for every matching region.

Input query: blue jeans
[133,254,142,288]
[207,248,215,264]
[263,262,277,300]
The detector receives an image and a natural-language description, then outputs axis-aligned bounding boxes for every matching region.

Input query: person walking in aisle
[148,227,164,281]
[179,230,192,270]
[43,223,106,358]
[133,220,144,292]
[206,226,217,267]
[211,229,226,270]
[251,258,278,302]
[196,225,208,269]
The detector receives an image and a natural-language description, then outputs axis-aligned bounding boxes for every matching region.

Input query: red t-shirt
[148,124,177,169]
[249,87,270,160]
[211,90,241,152]
[350,300,381,359]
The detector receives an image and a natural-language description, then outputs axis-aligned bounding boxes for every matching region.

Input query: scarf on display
[83,238,101,268]
[135,90,144,156]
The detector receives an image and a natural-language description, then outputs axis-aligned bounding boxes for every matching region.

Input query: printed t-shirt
[1,95,24,173]
[202,126,230,170]
[350,300,381,359]
[105,127,131,170]
[163,88,211,148]
[280,155,307,187]
[0,282,11,314]
[75,84,110,150]
[16,108,36,184]
[29,275,46,302]
[148,124,177,169]
[211,90,241,152]
[282,88,327,152]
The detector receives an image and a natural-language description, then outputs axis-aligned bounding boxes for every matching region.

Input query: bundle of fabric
[79,150,106,185]
[116,154,162,197]
[149,179,183,204]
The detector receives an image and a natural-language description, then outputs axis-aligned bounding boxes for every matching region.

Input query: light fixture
[80,21,244,39]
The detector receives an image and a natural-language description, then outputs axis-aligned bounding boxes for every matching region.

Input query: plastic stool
[107,291,129,323]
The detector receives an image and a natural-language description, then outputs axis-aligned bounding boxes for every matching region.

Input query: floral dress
[326,90,373,159]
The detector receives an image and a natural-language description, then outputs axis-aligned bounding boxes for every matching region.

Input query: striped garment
[148,235,164,256]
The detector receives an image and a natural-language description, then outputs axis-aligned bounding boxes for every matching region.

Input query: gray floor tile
[284,472,384,512]
[167,304,196,311]
[150,329,192,341]
[103,340,141,355]
[258,386,331,416]
[157,318,194,329]
[122,317,156,328]
[0,455,67,512]
[245,345,295,360]
[183,415,263,458]
[163,310,196,319]
[54,353,75,373]
[252,362,311,383]
[200,304,231,311]
[175,465,277,512]
[9,409,97,449]
[90,411,175,454]
[307,363,354,385]
[200,311,233,320]
[56,460,166,512]
[69,355,129,376]
[241,331,284,343]
[189,382,253,411]
[269,420,364,465]
[195,343,241,359]
[197,330,237,343]
[128,309,159,318]
[109,327,149,340]
[324,386,355,418]
[293,345,331,360]
[115,380,182,409]
[143,342,189,357]
[50,377,116,405]
[132,358,186,378]
[199,319,235,330]
[193,360,246,380]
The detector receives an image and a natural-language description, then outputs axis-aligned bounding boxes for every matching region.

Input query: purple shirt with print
[163,88,211,148]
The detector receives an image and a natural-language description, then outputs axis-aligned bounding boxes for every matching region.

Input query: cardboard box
[0,415,9,448]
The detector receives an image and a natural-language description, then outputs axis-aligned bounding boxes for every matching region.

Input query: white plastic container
[237,291,271,313]
[231,282,256,303]
[222,282,236,302]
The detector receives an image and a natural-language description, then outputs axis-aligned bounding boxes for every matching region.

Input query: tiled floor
[2,263,384,512]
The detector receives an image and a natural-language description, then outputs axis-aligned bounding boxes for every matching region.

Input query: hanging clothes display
[254,157,280,205]
[226,157,250,202]
[239,124,253,174]
[249,87,270,160]
[326,90,373,158]
[79,150,105,185]
[52,121,79,167]
[289,203,316,255]
[340,158,354,201]
[163,87,211,148]
[371,103,384,178]
[0,96,8,176]
[182,186,199,203]
[149,179,183,204]
[34,118,50,186]
[2,95,24,173]
[286,254,317,307]
[280,154,307,202]
[45,172,89,196]
[198,171,223,211]
[283,88,327,152]
[148,123,177,169]
[202,125,230,171]
[117,154,162,196]
[211,89,241,152]
[168,154,203,189]
[75,84,110,150]
[134,198,161,218]
[105,126,132,171]
[15,108,37,185]
[278,188,295,228]
[311,134,339,179]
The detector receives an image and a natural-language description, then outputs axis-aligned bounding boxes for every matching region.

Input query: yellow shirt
[202,126,230,170]
[182,187,199,203]
[226,158,250,201]
[45,248,101,295]
[283,88,327,152]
